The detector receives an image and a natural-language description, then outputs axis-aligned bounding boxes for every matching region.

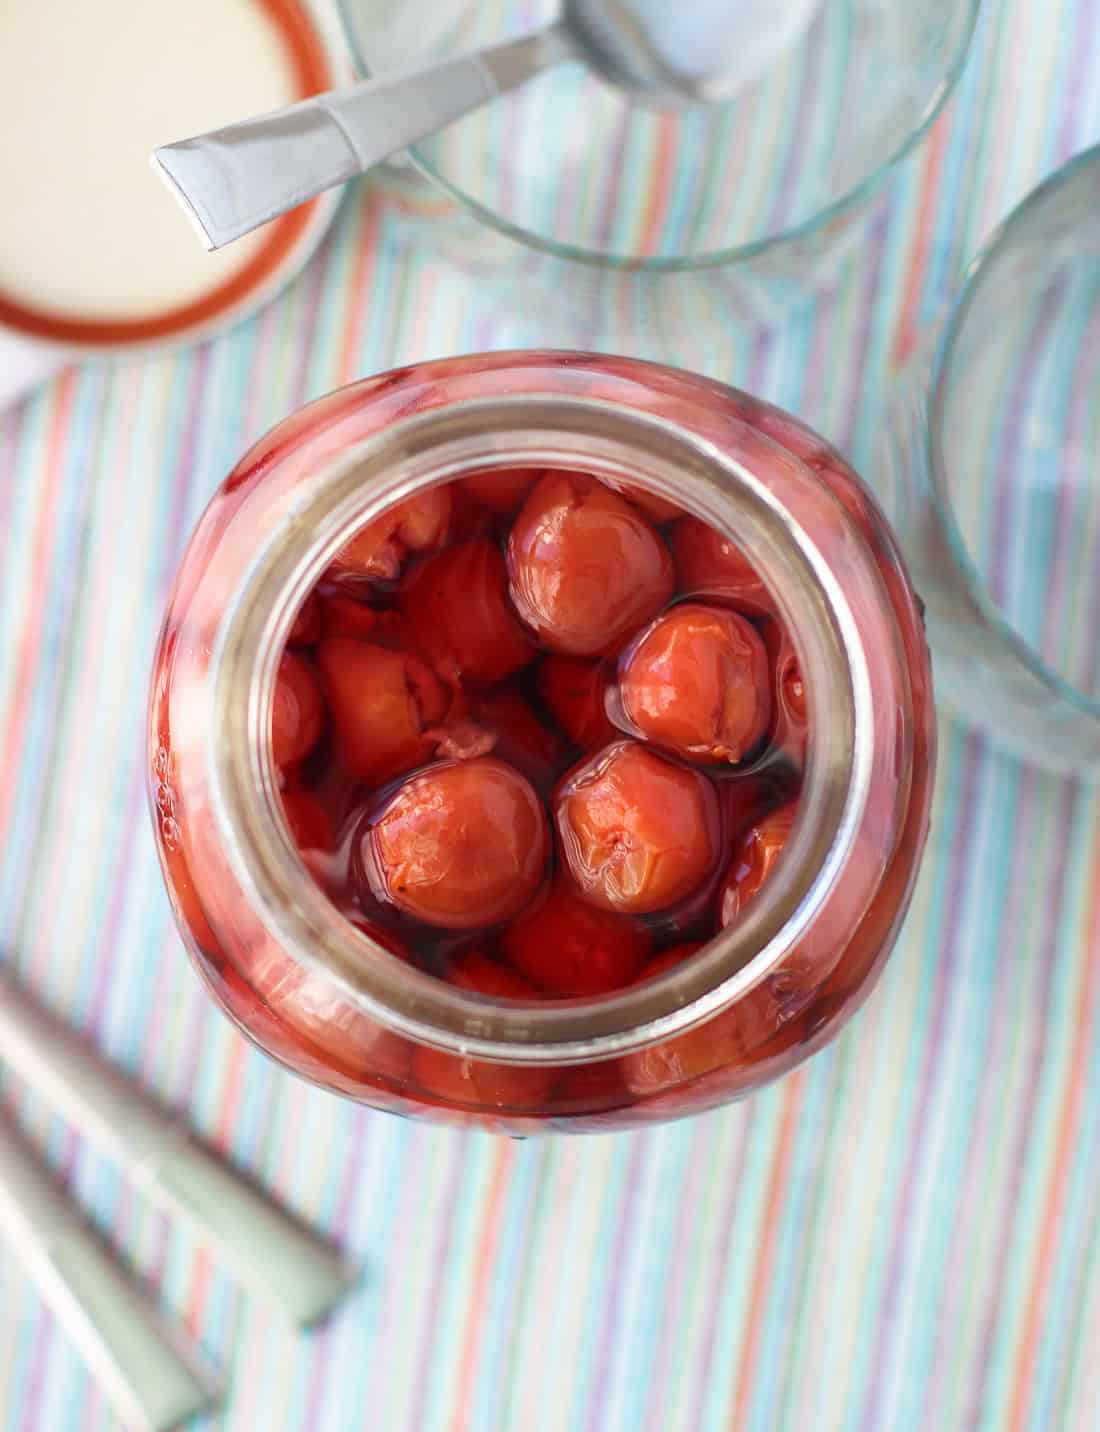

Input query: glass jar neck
[207,391,874,1064]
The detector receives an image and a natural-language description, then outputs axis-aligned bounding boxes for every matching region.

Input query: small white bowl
[0,0,348,381]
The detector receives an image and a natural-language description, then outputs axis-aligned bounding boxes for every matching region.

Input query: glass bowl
[878,143,1100,772]
[336,0,980,336]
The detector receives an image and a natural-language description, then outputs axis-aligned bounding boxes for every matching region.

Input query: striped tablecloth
[3,2,1100,1428]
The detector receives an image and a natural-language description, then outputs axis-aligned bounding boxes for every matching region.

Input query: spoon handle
[0,975,356,1327]
[0,1113,220,1432]
[153,24,573,251]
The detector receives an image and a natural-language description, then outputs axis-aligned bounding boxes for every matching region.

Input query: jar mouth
[208,391,872,1063]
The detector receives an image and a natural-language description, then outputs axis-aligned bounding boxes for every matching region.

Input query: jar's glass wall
[149,354,935,1132]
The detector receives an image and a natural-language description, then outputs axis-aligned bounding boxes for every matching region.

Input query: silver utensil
[0,1112,220,1432]
[0,974,357,1326]
[153,0,821,250]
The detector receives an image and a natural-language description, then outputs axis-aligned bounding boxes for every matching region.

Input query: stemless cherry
[270,652,325,771]
[762,620,807,723]
[161,841,220,956]
[239,934,412,1086]
[760,618,808,764]
[412,953,556,1109]
[460,467,542,514]
[329,488,451,581]
[446,484,498,542]
[619,995,765,1097]
[719,801,798,925]
[536,654,618,750]
[618,602,771,765]
[555,741,719,915]
[316,636,447,785]
[348,916,409,959]
[632,941,705,981]
[722,774,790,843]
[507,472,675,656]
[318,591,384,640]
[619,939,799,1098]
[287,592,322,646]
[612,482,684,524]
[401,539,535,686]
[669,515,771,617]
[444,949,538,998]
[279,786,333,852]
[470,687,565,788]
[426,687,565,793]
[361,757,549,930]
[500,877,651,996]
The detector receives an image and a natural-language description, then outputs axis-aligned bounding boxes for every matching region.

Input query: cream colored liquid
[0,0,301,319]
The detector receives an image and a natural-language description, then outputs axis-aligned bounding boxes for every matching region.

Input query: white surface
[0,0,302,319]
[0,329,63,409]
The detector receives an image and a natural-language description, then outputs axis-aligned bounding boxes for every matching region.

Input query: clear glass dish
[336,0,979,335]
[878,143,1100,772]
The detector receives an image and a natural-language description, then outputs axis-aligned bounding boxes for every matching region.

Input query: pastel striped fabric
[3,1,1100,1428]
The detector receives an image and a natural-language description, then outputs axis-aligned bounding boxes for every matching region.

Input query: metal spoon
[153,0,822,251]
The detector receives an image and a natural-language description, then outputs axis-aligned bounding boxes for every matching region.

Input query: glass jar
[148,352,935,1133]
[877,143,1100,772]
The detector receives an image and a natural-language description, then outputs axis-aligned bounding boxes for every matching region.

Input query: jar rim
[207,384,877,1063]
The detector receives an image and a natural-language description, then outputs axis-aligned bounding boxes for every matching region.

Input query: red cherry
[500,877,651,995]
[411,950,556,1110]
[445,483,498,542]
[669,516,771,617]
[555,741,720,915]
[719,801,798,925]
[478,687,563,776]
[536,654,618,750]
[770,625,807,723]
[507,472,675,657]
[446,949,544,999]
[329,488,452,581]
[632,941,705,982]
[620,931,807,1098]
[611,482,684,524]
[619,1004,749,1096]
[759,617,808,764]
[347,916,409,958]
[318,592,385,640]
[161,840,220,955]
[618,603,771,765]
[362,757,549,930]
[279,786,334,851]
[237,936,412,1085]
[412,1045,554,1112]
[270,652,325,770]
[401,539,535,687]
[722,775,791,840]
[460,467,542,514]
[429,687,564,790]
[287,592,322,646]
[316,636,447,785]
